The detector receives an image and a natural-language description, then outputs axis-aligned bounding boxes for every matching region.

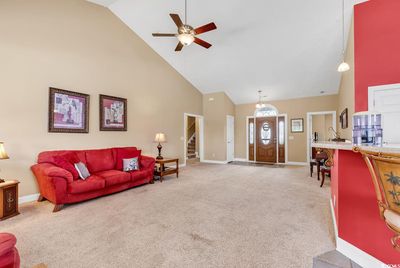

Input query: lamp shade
[154,133,167,143]
[337,61,350,73]
[0,142,9,160]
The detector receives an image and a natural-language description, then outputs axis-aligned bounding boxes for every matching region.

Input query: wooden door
[248,118,254,161]
[256,117,277,163]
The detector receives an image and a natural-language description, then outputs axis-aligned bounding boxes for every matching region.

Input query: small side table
[0,180,20,221]
[154,158,179,182]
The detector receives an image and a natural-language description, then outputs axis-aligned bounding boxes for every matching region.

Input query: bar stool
[357,147,400,251]
[320,166,331,187]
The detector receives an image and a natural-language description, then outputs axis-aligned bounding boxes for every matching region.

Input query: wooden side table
[154,158,179,182]
[0,180,20,220]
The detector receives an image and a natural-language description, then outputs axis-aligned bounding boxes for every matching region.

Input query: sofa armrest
[140,156,156,170]
[31,163,73,183]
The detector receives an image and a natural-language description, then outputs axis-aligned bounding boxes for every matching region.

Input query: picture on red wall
[99,94,127,131]
[48,87,90,133]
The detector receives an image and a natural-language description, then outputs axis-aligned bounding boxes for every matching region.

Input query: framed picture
[340,108,349,129]
[291,118,304,133]
[48,87,89,133]
[99,94,127,131]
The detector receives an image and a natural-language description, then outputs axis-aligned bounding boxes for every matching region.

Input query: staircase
[187,136,197,159]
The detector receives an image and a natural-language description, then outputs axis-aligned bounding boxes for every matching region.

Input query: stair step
[187,153,197,159]
[313,251,362,268]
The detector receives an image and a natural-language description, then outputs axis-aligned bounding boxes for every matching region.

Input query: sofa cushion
[85,149,115,173]
[38,150,86,164]
[130,169,151,182]
[115,148,141,170]
[95,170,131,187]
[68,175,105,194]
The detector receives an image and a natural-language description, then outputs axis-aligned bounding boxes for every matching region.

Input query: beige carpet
[1,163,335,268]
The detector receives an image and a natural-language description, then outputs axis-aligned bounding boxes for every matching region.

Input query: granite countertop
[312,141,400,154]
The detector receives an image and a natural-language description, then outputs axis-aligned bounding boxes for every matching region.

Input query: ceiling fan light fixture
[338,61,350,73]
[178,33,194,46]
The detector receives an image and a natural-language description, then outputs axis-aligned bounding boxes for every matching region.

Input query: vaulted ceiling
[88,0,365,104]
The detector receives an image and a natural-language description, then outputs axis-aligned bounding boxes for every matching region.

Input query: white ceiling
[88,0,365,104]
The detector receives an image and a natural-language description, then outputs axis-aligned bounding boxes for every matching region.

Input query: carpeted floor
[1,163,335,268]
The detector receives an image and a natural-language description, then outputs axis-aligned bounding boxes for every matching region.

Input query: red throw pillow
[116,148,141,171]
[52,152,80,180]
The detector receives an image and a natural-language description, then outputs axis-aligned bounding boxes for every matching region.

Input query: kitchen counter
[312,141,400,154]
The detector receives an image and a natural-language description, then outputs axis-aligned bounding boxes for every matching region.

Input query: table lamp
[154,133,167,160]
[0,142,9,183]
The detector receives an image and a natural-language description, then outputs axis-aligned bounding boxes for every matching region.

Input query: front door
[256,117,277,163]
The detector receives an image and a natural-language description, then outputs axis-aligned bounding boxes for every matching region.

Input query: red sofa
[0,233,20,268]
[31,147,155,212]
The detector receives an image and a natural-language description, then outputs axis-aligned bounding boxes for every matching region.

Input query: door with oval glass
[256,117,277,163]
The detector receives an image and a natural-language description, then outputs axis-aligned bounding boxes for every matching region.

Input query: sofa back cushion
[38,150,86,165]
[85,148,115,173]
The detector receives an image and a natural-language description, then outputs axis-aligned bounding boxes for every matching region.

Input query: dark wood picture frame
[340,108,349,129]
[291,118,304,133]
[48,87,90,133]
[99,94,127,131]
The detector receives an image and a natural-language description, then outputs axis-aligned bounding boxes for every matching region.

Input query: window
[249,122,254,145]
[261,122,272,145]
[279,121,285,145]
[254,105,278,117]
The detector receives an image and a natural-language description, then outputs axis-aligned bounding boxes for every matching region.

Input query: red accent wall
[334,150,398,264]
[354,0,400,112]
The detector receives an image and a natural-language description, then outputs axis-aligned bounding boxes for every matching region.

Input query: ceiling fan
[152,0,217,51]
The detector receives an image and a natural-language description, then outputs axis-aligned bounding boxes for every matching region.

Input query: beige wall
[235,95,338,162]
[312,114,333,141]
[203,92,235,161]
[337,17,355,140]
[0,0,202,196]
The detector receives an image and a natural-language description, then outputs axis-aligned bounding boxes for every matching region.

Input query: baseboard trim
[329,198,386,268]
[201,160,228,164]
[233,158,247,162]
[19,193,40,204]
[286,162,308,166]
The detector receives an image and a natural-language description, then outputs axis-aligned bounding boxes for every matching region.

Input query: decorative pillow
[51,152,80,180]
[115,148,141,171]
[74,162,91,180]
[123,157,140,172]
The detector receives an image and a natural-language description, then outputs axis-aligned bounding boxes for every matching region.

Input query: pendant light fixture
[255,90,266,109]
[338,0,350,73]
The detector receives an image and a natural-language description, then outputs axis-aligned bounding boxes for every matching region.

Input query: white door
[369,84,400,145]
[226,115,235,162]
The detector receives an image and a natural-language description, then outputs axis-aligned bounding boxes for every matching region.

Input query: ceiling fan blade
[194,22,217,35]
[170,14,184,28]
[175,42,184,52]
[152,33,177,37]
[194,37,212,49]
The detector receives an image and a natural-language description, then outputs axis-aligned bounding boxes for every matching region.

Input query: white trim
[183,113,204,166]
[19,193,40,204]
[337,238,387,268]
[330,198,339,240]
[201,160,228,164]
[234,158,247,162]
[306,111,337,162]
[330,199,387,268]
[286,161,308,166]
[179,163,186,168]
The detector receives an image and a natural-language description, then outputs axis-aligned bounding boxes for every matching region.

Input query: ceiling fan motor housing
[179,25,195,35]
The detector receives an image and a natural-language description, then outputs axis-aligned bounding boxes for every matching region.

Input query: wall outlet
[333,195,336,207]
[212,153,215,158]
